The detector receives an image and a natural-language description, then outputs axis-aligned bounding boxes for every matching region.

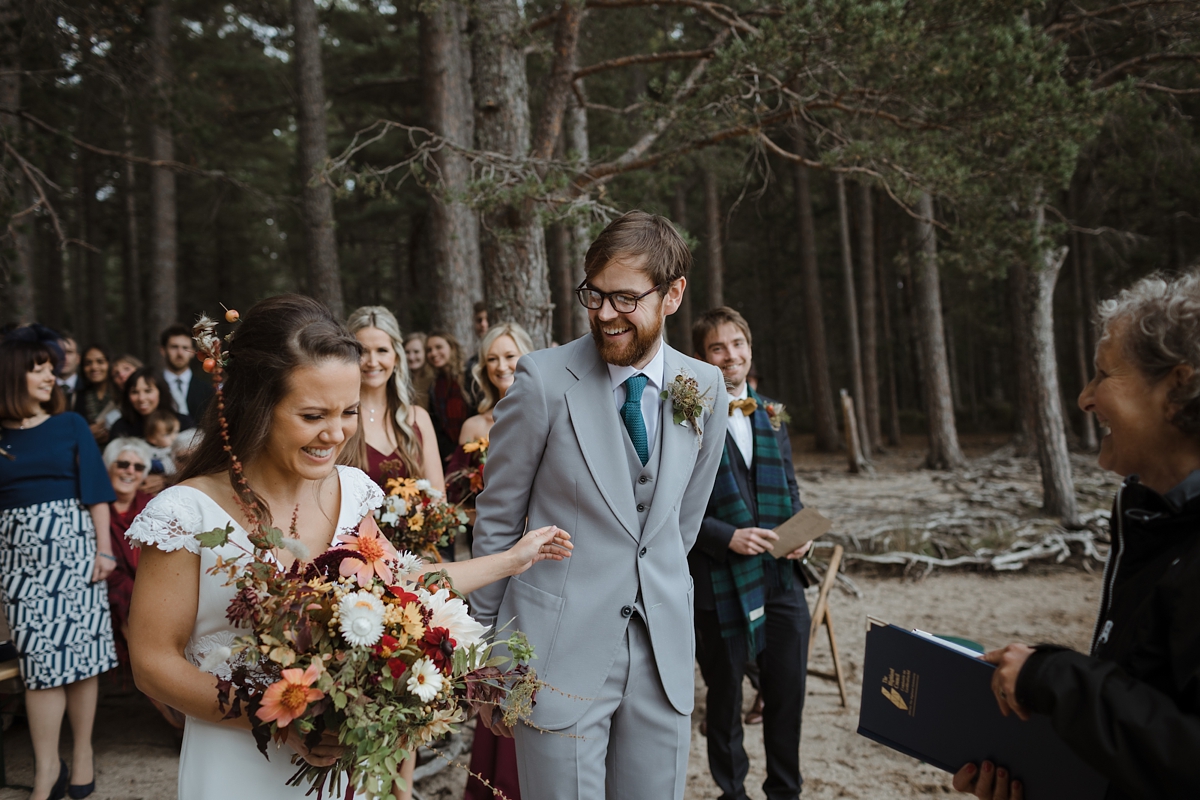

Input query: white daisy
[422,588,488,648]
[338,590,385,647]
[395,551,425,576]
[407,657,444,702]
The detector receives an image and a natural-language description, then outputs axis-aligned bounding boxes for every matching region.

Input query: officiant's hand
[507,525,573,577]
[785,541,813,560]
[984,643,1035,721]
[729,527,778,556]
[477,703,515,738]
[952,760,1023,799]
[288,727,344,767]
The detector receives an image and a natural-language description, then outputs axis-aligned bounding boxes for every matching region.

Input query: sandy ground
[0,437,1108,799]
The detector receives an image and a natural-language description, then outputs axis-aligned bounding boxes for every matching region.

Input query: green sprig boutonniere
[661,371,713,447]
[764,401,791,432]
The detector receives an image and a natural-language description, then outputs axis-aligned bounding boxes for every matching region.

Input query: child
[143,409,179,475]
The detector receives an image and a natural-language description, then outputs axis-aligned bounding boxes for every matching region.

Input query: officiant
[690,306,813,800]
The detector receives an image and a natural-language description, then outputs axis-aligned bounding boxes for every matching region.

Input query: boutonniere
[661,371,713,446]
[764,401,791,432]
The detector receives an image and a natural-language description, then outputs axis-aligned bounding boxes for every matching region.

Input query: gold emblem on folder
[882,667,919,717]
[882,686,908,711]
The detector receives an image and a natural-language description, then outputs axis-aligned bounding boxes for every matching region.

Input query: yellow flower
[462,437,489,454]
[387,477,421,501]
[407,511,425,531]
[400,603,425,640]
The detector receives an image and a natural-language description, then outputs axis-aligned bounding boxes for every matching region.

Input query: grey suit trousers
[513,614,690,800]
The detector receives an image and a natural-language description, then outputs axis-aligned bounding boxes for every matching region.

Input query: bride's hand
[507,525,572,577]
[287,727,343,767]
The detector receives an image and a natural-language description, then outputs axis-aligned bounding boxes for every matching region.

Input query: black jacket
[1016,471,1200,800]
[688,392,805,610]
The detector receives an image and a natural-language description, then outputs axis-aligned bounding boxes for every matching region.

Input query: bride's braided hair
[179,294,362,527]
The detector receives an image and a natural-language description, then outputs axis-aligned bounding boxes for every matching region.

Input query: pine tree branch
[1092,52,1200,87]
[530,0,758,37]
[574,48,715,80]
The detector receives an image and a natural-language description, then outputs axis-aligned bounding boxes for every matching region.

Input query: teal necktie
[621,374,650,466]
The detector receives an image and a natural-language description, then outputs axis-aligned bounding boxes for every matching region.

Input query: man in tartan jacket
[690,306,813,800]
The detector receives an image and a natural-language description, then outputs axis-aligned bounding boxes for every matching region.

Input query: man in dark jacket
[690,306,812,800]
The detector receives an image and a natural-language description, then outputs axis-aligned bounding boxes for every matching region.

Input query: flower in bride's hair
[336,515,399,587]
[338,590,385,647]
[406,657,444,702]
[422,587,487,649]
[395,551,425,576]
[256,662,324,727]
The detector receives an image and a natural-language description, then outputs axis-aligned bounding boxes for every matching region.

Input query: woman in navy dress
[0,327,118,800]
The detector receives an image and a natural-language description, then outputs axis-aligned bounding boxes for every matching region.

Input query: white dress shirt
[608,339,666,447]
[58,373,78,392]
[165,368,192,416]
[728,386,754,469]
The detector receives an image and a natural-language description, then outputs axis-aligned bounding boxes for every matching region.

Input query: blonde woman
[403,332,434,411]
[341,307,443,491]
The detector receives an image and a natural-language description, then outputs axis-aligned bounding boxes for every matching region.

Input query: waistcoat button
[621,605,633,618]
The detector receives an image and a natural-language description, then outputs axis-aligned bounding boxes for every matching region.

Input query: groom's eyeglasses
[115,460,147,472]
[575,282,664,314]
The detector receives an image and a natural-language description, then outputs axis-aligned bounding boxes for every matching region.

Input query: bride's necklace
[368,407,377,423]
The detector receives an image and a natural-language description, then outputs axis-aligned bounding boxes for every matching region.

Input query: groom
[470,210,727,799]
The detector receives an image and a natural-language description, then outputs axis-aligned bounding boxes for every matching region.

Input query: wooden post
[807,544,849,708]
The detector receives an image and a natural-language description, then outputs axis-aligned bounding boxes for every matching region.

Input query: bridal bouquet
[375,464,469,558]
[198,516,539,799]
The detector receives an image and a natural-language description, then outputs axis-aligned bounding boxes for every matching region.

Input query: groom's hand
[729,527,778,556]
[478,704,515,738]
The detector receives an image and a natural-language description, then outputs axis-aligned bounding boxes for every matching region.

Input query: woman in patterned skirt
[0,326,117,800]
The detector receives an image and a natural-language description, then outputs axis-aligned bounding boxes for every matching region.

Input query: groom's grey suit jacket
[470,335,727,730]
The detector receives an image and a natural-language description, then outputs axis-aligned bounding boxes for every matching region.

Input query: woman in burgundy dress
[426,331,469,470]
[459,322,534,800]
[342,306,443,490]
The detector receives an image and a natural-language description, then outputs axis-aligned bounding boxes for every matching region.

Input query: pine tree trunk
[292,0,343,319]
[836,174,869,454]
[945,306,963,413]
[703,168,724,310]
[792,131,839,452]
[1069,184,1097,450]
[0,2,34,324]
[1008,267,1036,454]
[1012,205,1080,526]
[671,180,693,349]
[567,87,590,341]
[147,0,177,358]
[551,224,573,343]
[858,183,882,451]
[122,130,144,356]
[470,0,555,348]
[422,0,482,346]
[878,213,902,447]
[913,193,965,469]
[72,155,90,337]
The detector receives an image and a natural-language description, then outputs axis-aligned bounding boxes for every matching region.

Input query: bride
[125,295,570,799]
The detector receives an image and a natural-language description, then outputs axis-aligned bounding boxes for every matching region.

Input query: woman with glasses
[0,327,118,800]
[102,438,154,671]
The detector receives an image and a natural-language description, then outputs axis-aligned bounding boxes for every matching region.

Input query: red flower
[385,586,421,606]
[420,626,457,673]
[372,634,400,659]
[387,658,407,680]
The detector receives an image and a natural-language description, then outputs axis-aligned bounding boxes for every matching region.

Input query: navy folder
[857,620,1108,799]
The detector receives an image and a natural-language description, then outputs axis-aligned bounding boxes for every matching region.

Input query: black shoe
[67,779,95,799]
[47,759,69,800]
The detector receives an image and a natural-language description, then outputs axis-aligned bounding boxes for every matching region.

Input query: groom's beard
[591,312,664,367]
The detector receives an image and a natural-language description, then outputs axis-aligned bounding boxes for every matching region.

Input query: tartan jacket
[688,391,806,611]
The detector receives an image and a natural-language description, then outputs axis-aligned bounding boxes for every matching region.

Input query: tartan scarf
[709,387,794,655]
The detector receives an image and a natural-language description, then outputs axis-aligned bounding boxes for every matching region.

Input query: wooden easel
[807,544,849,708]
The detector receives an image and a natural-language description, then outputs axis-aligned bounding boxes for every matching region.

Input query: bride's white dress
[127,465,384,800]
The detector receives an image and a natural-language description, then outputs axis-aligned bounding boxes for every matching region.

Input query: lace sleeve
[338,465,385,522]
[125,487,207,555]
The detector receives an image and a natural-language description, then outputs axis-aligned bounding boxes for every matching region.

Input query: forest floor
[0,434,1113,800]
